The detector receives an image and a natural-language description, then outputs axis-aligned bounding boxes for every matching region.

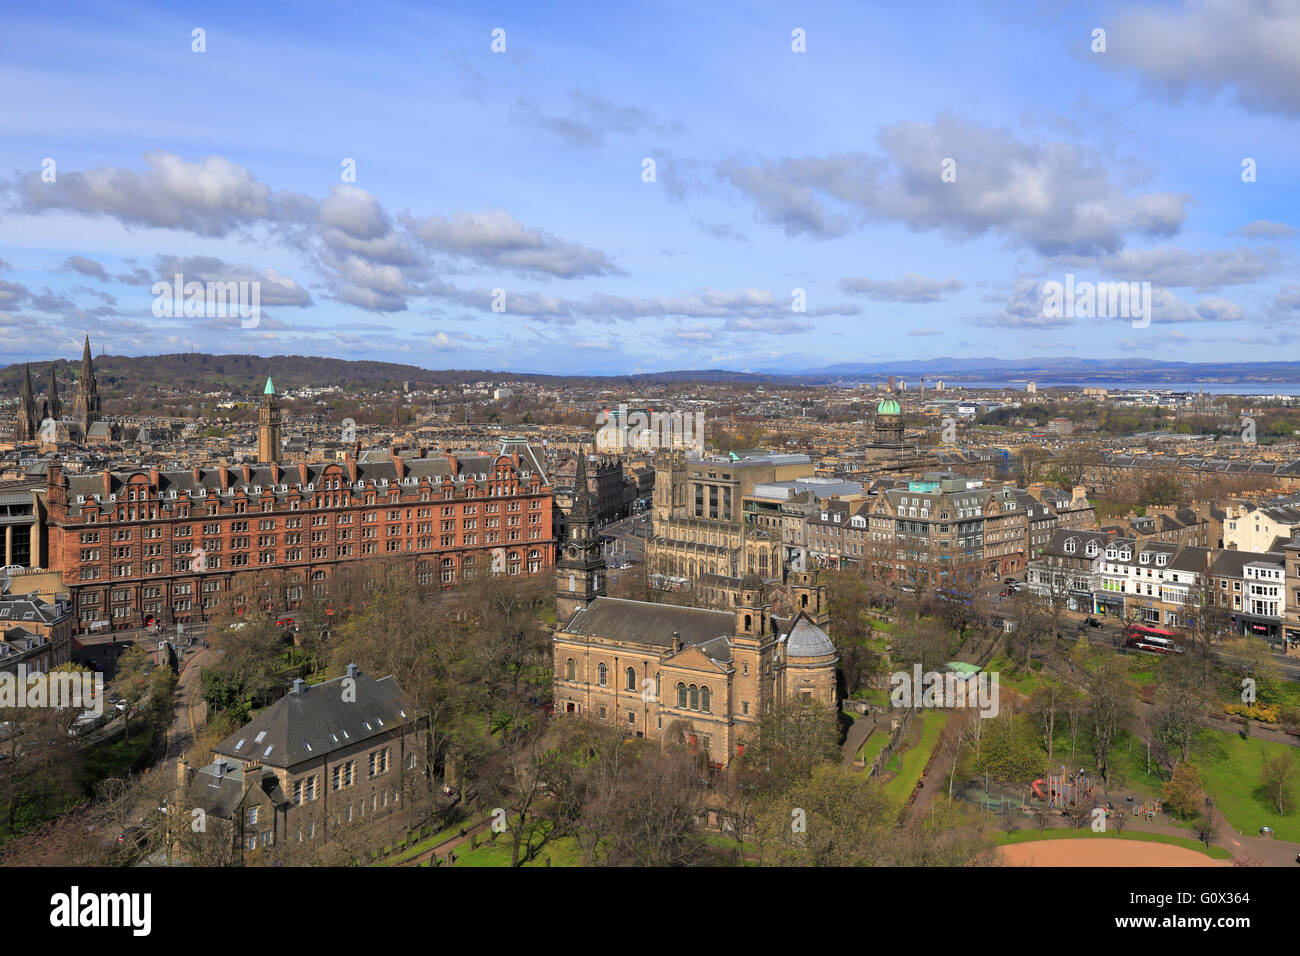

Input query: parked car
[1086,617,1104,628]
[1004,577,1016,585]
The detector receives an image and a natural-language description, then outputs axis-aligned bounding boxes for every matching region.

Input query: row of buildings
[2,379,558,634]
[1026,528,1298,648]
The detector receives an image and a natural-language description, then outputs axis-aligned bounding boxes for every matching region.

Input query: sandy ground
[1000,839,1227,867]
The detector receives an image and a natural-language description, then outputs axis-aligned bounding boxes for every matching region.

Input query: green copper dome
[877,399,901,416]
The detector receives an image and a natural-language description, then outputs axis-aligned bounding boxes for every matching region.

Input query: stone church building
[553,449,839,767]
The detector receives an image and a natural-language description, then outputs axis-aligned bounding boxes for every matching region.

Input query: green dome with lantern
[877,398,901,416]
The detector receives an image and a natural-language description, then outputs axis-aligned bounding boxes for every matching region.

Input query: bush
[1224,703,1280,723]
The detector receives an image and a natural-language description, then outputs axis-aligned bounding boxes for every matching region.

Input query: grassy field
[1190,727,1300,843]
[858,729,890,767]
[984,655,1048,695]
[882,710,948,806]
[447,829,584,867]
[994,826,1231,859]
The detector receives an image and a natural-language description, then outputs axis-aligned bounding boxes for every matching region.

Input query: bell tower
[788,570,830,629]
[257,376,282,463]
[555,449,606,623]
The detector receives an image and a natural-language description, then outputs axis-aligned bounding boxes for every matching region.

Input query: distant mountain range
[771,358,1300,385]
[3,352,1300,393]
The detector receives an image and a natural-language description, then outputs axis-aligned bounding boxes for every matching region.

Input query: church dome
[876,399,901,417]
[740,571,765,591]
[785,617,836,658]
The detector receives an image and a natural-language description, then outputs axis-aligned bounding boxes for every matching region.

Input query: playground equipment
[1031,767,1095,809]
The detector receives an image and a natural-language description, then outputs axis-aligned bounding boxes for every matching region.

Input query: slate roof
[58,439,548,516]
[562,597,734,648]
[212,668,416,770]
[1208,549,1284,577]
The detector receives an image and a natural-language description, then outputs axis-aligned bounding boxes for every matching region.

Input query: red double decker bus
[1125,623,1182,654]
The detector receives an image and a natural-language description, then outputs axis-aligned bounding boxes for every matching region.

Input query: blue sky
[0,0,1296,374]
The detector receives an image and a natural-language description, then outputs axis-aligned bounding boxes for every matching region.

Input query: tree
[1087,657,1134,792]
[741,698,841,792]
[972,712,1048,787]
[754,764,896,867]
[1261,750,1297,816]
[1193,813,1217,850]
[1154,651,1209,768]
[599,746,707,867]
[1029,683,1062,763]
[1161,762,1205,820]
[115,644,154,740]
[895,795,998,866]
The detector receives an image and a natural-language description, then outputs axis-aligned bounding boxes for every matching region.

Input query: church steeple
[71,335,101,432]
[46,364,61,421]
[14,364,37,441]
[555,447,606,622]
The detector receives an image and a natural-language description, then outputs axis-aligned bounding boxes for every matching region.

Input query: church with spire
[553,449,839,768]
[7,336,113,445]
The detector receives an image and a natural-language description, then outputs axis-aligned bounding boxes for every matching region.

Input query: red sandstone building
[44,436,556,632]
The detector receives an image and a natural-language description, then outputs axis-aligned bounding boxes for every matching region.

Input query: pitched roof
[561,597,733,649]
[212,668,416,769]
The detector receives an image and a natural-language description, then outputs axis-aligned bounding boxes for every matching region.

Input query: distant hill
[3,351,1299,394]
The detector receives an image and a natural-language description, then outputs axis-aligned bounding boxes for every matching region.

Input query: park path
[400,814,496,867]
[164,647,208,764]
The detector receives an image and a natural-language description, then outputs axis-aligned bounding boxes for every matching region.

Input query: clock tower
[555,449,606,623]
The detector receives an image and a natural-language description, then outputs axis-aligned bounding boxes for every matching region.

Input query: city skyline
[1,0,1297,375]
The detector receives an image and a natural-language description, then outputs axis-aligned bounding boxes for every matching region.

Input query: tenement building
[45,438,555,631]
[555,483,838,767]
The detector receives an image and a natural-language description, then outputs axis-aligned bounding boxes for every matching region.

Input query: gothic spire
[46,364,61,420]
[571,447,596,519]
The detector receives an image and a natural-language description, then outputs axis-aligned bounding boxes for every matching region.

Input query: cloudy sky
[1,0,1297,375]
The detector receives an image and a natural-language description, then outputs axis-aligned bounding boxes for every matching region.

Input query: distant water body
[949,381,1300,396]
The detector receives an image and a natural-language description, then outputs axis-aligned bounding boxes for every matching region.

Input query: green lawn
[864,617,896,633]
[1190,727,1300,843]
[447,830,584,867]
[984,655,1047,695]
[857,729,889,767]
[882,710,948,806]
[994,826,1231,860]
[377,819,474,866]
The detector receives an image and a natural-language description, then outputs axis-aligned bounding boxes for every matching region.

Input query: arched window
[566,658,575,681]
[626,666,636,691]
[677,682,687,708]
[597,663,607,687]
[701,686,711,713]
[689,684,699,711]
